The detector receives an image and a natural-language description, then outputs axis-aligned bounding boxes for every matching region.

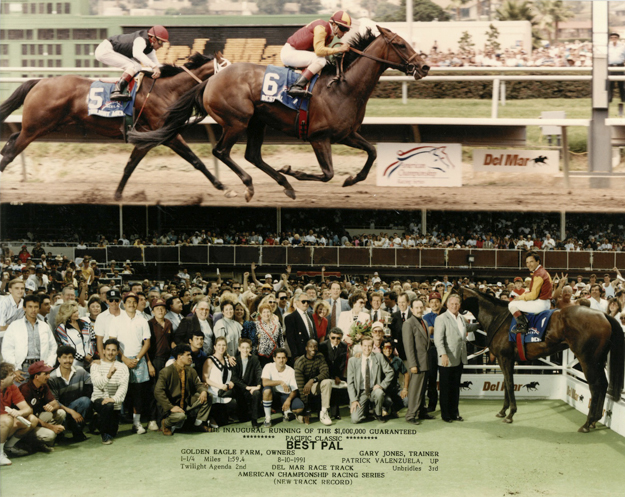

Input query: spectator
[231,338,263,428]
[146,299,173,432]
[293,339,333,425]
[261,348,304,427]
[53,302,95,369]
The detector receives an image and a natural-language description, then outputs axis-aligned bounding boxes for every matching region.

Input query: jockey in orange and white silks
[281,11,352,99]
[95,26,169,101]
[508,251,553,334]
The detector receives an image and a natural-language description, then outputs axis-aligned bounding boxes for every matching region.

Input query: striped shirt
[90,360,129,410]
[49,366,92,406]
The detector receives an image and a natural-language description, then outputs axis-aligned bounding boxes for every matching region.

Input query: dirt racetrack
[1,147,625,212]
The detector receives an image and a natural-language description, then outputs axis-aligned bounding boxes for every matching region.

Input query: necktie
[305,313,313,338]
[402,312,406,323]
[373,311,378,323]
[331,300,337,328]
[365,359,371,397]
[179,368,186,409]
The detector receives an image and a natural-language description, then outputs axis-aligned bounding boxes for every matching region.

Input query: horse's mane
[320,28,378,76]
[464,288,509,309]
[152,52,215,79]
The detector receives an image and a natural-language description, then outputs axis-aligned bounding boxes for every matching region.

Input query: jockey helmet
[330,11,352,31]
[148,25,169,42]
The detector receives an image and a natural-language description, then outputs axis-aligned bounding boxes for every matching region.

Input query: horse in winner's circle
[0,52,234,199]
[457,287,624,433]
[128,26,429,202]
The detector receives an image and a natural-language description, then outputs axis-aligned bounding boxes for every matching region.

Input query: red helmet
[148,25,169,42]
[330,11,352,31]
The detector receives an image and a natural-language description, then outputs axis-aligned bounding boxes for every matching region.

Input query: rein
[348,32,419,73]
[132,78,157,130]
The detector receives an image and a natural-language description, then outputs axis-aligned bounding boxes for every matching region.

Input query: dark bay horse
[0,52,233,199]
[458,287,624,432]
[128,26,429,202]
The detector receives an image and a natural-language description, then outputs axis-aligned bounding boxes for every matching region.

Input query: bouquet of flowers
[349,320,373,344]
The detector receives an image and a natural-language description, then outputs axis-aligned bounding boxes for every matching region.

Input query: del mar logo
[481,154,549,167]
[382,146,456,178]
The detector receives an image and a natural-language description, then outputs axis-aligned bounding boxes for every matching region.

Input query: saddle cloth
[508,309,555,343]
[87,81,136,118]
[260,65,318,110]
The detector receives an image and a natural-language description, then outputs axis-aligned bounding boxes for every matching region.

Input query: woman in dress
[338,290,370,341]
[312,300,330,343]
[203,336,237,428]
[55,301,95,369]
[255,302,284,367]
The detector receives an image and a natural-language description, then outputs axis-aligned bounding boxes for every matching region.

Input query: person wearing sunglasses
[94,289,122,359]
[285,293,318,362]
[318,327,348,420]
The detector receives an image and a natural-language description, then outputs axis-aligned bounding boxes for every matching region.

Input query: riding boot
[514,313,529,334]
[287,74,313,99]
[110,77,132,102]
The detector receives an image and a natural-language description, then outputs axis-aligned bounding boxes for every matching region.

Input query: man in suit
[434,294,478,423]
[369,291,390,324]
[347,336,394,424]
[402,299,432,425]
[319,327,348,419]
[232,338,263,428]
[174,299,213,356]
[423,292,443,413]
[326,282,350,329]
[285,292,317,361]
[153,344,212,435]
[389,292,411,364]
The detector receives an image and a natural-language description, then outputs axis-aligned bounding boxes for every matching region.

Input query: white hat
[265,274,272,279]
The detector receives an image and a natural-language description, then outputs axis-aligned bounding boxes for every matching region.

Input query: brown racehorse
[458,287,624,433]
[0,52,233,199]
[128,27,429,202]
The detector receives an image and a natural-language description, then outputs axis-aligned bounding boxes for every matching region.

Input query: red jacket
[287,20,333,51]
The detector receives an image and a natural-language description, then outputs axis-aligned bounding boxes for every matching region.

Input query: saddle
[508,310,556,361]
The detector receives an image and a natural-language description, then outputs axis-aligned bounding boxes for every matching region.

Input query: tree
[447,0,470,21]
[496,0,542,47]
[485,24,501,53]
[534,0,573,43]
[458,31,475,54]
[376,0,451,22]
[257,0,286,15]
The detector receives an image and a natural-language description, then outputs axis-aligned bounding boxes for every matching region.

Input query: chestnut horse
[458,287,624,433]
[128,27,429,201]
[0,52,233,199]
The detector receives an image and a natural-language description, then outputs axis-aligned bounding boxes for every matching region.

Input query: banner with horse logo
[376,143,462,187]
[473,149,559,173]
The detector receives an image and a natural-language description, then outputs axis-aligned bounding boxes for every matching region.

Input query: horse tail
[606,314,624,399]
[0,79,41,124]
[128,79,210,149]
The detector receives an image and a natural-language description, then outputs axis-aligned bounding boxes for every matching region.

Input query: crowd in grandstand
[425,41,594,68]
[1,249,624,466]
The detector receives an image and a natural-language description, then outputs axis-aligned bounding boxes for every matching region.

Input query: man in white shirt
[0,279,25,349]
[95,289,122,358]
[108,292,151,435]
[588,284,608,313]
[261,348,305,427]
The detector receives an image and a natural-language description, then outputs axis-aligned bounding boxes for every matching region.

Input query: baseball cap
[262,283,273,290]
[264,274,272,279]
[152,298,166,309]
[371,321,384,331]
[123,291,138,303]
[514,277,523,282]
[106,289,122,300]
[28,361,53,376]
[428,292,442,301]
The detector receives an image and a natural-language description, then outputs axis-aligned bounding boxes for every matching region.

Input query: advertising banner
[473,149,560,173]
[377,143,462,187]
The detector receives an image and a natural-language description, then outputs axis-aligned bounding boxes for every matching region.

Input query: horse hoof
[343,176,355,187]
[223,189,237,198]
[495,412,506,418]
[284,189,296,200]
[578,426,589,433]
[280,165,292,175]
[244,188,254,203]
[503,418,513,424]
[114,191,123,201]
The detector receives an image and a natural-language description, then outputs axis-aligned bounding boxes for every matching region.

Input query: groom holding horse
[95,26,169,101]
[508,251,553,334]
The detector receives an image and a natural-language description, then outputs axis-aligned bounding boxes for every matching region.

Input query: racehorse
[0,52,233,199]
[128,27,429,202]
[457,287,624,433]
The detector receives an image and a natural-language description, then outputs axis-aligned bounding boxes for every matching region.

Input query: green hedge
[374,72,591,99]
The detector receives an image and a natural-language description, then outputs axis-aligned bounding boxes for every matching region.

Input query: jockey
[281,11,352,99]
[95,26,169,101]
[508,251,553,334]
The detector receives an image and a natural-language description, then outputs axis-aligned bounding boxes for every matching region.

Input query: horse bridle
[349,32,421,75]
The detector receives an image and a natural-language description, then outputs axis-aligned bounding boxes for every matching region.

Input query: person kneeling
[155,344,212,435]
[294,339,333,425]
[261,348,304,427]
